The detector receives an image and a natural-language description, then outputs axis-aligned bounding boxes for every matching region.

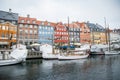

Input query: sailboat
[58,18,90,60]
[58,43,90,60]
[104,26,120,54]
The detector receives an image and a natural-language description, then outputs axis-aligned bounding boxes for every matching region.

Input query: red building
[54,22,68,45]
[75,22,91,44]
[18,15,40,45]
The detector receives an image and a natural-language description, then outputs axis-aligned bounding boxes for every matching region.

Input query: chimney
[27,14,30,18]
[87,21,89,23]
[9,8,12,13]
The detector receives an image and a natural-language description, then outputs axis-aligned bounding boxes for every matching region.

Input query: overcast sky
[0,0,120,29]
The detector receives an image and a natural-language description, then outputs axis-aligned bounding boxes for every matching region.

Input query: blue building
[38,21,55,45]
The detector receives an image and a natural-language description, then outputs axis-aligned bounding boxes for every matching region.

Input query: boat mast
[68,17,70,46]
[16,22,19,48]
[108,25,110,51]
[73,23,75,45]
[104,17,108,44]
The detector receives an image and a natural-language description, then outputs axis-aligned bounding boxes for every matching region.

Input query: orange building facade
[75,22,91,44]
[0,22,17,48]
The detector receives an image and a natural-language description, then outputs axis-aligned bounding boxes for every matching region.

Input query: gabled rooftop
[0,9,18,21]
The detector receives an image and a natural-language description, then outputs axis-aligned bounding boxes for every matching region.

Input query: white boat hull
[104,51,120,55]
[0,59,23,66]
[42,53,58,59]
[58,54,89,60]
[0,45,28,66]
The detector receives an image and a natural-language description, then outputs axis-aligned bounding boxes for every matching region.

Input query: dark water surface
[0,55,120,80]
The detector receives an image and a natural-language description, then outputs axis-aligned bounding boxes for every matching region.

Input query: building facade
[86,22,106,44]
[18,15,40,45]
[0,9,18,25]
[0,9,18,48]
[38,21,55,45]
[66,22,80,44]
[75,22,91,44]
[0,22,17,48]
[54,22,68,46]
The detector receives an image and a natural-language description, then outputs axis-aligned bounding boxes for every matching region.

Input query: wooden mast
[107,25,110,51]
[68,17,70,47]
[104,17,108,44]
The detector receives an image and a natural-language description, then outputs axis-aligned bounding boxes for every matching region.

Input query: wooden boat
[58,50,89,60]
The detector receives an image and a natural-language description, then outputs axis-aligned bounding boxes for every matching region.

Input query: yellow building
[100,32,106,44]
[91,32,100,44]
[91,31,106,44]
[0,22,17,48]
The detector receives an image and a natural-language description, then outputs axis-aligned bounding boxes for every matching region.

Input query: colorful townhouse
[38,21,56,45]
[75,22,91,44]
[0,9,18,48]
[54,22,68,46]
[18,15,40,45]
[66,22,80,44]
[86,22,106,44]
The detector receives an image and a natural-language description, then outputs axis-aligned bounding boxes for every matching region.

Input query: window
[25,25,28,28]
[42,22,44,25]
[19,24,23,27]
[12,21,16,24]
[2,33,5,37]
[0,20,4,23]
[30,25,33,28]
[39,26,42,29]
[2,26,5,30]
[34,30,37,34]
[6,26,8,30]
[29,30,33,34]
[45,27,47,29]
[27,20,30,23]
[14,34,16,38]
[19,30,23,35]
[34,25,37,28]
[21,20,24,23]
[0,25,1,29]
[33,21,36,24]
[25,30,28,34]
[48,22,50,26]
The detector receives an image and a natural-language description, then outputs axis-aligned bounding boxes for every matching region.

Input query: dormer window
[12,21,16,24]
[0,20,4,23]
[48,22,50,26]
[42,22,44,25]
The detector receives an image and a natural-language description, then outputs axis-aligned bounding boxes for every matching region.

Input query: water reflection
[0,55,120,80]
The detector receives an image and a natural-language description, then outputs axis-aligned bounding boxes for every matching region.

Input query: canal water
[0,55,120,80]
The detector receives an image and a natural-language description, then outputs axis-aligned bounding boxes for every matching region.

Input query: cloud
[0,0,120,29]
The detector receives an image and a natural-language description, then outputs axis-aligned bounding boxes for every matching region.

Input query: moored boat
[58,50,89,60]
[0,44,28,66]
[40,44,59,59]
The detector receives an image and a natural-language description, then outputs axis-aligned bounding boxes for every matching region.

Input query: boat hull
[0,59,23,66]
[104,51,120,55]
[42,53,58,59]
[58,54,89,60]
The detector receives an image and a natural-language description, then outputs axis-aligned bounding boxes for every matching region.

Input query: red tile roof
[18,16,40,25]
